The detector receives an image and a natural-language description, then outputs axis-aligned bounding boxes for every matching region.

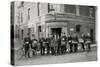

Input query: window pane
[64,5,76,14]
[80,6,90,16]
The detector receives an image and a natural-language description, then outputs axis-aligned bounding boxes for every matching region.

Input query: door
[90,29,93,43]
[51,28,61,39]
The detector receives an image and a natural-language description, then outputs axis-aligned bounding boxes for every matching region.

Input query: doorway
[51,28,61,39]
[90,29,93,43]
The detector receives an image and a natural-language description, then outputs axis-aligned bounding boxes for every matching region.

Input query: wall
[15,2,96,41]
[67,21,95,42]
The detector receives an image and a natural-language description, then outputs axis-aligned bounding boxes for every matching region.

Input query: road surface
[14,47,97,66]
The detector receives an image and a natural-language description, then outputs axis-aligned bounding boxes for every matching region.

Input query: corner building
[18,2,96,43]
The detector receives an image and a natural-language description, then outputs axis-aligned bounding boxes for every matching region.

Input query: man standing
[72,34,78,52]
[23,33,31,58]
[80,33,85,51]
[61,33,67,54]
[68,35,72,53]
[85,33,92,51]
[39,37,43,55]
[57,37,61,55]
[31,34,37,55]
[51,35,55,55]
[46,36,51,55]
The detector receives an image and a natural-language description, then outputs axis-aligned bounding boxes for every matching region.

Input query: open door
[51,28,61,39]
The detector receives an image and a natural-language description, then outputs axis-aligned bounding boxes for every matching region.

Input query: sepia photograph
[11,1,97,66]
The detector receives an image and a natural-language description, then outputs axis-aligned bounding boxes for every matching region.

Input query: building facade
[14,1,96,43]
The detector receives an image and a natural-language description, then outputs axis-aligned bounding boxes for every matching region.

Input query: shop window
[76,25,81,32]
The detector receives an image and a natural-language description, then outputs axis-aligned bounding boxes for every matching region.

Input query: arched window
[28,8,30,20]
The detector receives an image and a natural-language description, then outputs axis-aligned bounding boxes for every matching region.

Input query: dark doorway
[76,25,81,32]
[51,28,61,39]
[90,29,93,43]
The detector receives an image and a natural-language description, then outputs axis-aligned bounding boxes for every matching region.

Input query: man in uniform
[68,35,72,53]
[46,34,51,55]
[31,34,38,56]
[80,32,85,51]
[57,37,61,55]
[72,34,78,52]
[61,33,67,54]
[85,33,92,51]
[23,33,31,58]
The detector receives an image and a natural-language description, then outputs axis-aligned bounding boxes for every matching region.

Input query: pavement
[13,38,97,66]
[14,46,97,66]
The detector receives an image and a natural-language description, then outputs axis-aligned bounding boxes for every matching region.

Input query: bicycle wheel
[17,48,25,60]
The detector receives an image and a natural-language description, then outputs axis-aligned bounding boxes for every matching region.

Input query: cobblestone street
[15,47,97,66]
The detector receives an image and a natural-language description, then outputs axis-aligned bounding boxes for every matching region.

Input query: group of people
[22,33,92,58]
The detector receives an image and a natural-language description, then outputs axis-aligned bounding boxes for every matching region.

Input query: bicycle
[16,45,25,60]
